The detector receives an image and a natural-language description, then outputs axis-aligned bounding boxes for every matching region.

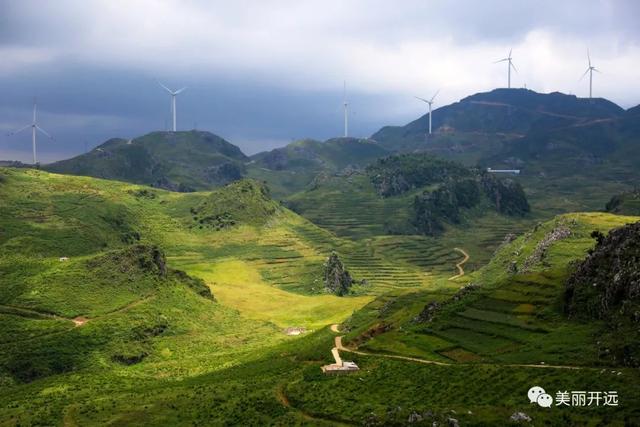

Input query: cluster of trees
[413,174,529,236]
[366,154,470,197]
[413,179,480,235]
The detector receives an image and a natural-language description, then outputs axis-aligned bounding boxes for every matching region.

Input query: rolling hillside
[45,130,248,191]
[247,137,390,197]
[372,88,624,153]
[2,171,639,424]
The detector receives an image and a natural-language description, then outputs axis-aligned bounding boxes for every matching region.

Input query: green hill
[287,153,530,238]
[247,137,390,197]
[339,212,640,365]
[45,130,248,191]
[287,212,640,426]
[372,88,624,153]
[3,168,640,425]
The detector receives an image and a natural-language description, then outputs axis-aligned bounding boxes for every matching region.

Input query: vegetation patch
[366,153,471,197]
[190,179,279,230]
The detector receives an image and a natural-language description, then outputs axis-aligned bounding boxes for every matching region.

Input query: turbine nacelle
[494,49,517,88]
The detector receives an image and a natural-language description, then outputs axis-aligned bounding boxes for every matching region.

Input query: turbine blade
[36,125,52,139]
[510,61,518,73]
[157,81,173,94]
[579,68,590,81]
[593,67,602,74]
[414,96,429,103]
[494,58,508,63]
[174,87,187,94]
[508,48,512,58]
[587,48,591,67]
[7,124,31,136]
[430,89,440,103]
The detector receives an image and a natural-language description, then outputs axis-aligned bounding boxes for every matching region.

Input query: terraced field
[340,212,640,368]
[286,174,415,239]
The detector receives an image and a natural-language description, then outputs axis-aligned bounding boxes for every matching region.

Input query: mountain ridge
[45,130,248,191]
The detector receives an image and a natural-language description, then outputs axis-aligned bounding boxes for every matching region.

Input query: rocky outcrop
[414,284,480,323]
[323,251,353,296]
[366,153,470,197]
[510,412,532,423]
[414,301,441,323]
[481,173,530,216]
[413,178,481,236]
[565,222,640,320]
[565,222,640,366]
[522,225,571,271]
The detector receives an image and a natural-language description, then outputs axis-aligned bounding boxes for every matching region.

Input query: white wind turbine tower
[415,90,440,135]
[580,49,600,100]
[343,81,349,137]
[158,82,187,131]
[7,99,52,164]
[495,49,517,88]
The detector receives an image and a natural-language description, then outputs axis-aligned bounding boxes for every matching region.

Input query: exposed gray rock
[324,251,353,296]
[510,411,532,422]
[522,224,571,271]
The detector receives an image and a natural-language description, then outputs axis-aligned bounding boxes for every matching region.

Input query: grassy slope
[45,131,248,191]
[340,213,640,362]
[0,168,375,425]
[2,168,640,425]
[246,137,390,199]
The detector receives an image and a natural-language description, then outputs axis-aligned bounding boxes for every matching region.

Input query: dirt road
[448,247,469,280]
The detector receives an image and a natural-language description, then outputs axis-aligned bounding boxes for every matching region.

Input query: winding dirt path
[0,296,155,330]
[329,324,584,370]
[448,247,469,280]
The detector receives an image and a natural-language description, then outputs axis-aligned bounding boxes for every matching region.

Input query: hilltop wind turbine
[158,82,187,131]
[495,49,517,88]
[415,90,440,135]
[580,49,600,99]
[342,81,349,137]
[7,99,52,164]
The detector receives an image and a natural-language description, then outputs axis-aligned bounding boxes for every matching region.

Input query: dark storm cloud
[1,0,639,162]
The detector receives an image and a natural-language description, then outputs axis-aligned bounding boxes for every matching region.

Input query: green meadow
[1,167,639,426]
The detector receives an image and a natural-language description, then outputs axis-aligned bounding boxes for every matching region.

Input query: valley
[1,88,640,426]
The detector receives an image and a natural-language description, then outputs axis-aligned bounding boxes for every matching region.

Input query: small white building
[487,167,521,175]
[321,347,359,374]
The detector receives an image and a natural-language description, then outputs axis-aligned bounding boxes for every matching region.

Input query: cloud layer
[1,0,639,161]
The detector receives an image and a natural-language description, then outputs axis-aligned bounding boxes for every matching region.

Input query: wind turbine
[7,99,52,164]
[342,81,349,137]
[580,49,599,99]
[415,90,440,135]
[158,82,187,131]
[495,49,517,88]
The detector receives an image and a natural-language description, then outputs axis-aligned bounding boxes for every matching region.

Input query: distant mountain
[627,104,640,116]
[371,88,625,153]
[45,131,248,191]
[247,137,390,197]
[0,161,29,168]
[286,152,530,238]
[488,99,640,176]
[250,137,389,172]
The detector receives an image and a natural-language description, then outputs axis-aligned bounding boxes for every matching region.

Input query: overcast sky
[1,0,639,162]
